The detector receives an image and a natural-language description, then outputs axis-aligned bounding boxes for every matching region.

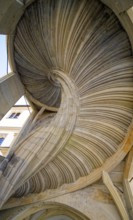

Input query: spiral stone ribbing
[0,0,133,206]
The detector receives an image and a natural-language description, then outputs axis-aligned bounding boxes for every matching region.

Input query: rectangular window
[14,113,21,118]
[9,113,16,118]
[8,112,21,119]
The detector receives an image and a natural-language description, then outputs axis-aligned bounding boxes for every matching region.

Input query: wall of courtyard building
[0,105,31,155]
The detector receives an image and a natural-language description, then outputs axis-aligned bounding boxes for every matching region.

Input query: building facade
[0,0,133,219]
[0,104,31,156]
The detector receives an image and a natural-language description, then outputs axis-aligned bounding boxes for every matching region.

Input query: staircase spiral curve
[0,0,133,206]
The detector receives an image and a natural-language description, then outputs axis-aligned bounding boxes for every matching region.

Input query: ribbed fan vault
[0,0,133,205]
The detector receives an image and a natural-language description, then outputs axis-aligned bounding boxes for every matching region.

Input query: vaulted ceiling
[0,0,133,211]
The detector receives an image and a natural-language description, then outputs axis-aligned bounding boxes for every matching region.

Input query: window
[0,137,4,145]
[8,112,21,119]
[0,35,11,78]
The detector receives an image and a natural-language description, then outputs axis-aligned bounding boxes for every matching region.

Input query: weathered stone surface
[0,73,24,120]
[0,0,133,219]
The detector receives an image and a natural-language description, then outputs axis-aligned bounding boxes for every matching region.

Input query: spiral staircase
[0,0,133,219]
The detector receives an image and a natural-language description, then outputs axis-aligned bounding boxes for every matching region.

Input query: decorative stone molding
[0,0,133,215]
[123,147,133,219]
[103,171,130,220]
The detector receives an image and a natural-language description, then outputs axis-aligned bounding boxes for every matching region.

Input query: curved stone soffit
[2,203,90,220]
[0,0,133,207]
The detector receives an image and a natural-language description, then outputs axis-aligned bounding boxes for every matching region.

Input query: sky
[0,35,28,106]
[0,35,11,78]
